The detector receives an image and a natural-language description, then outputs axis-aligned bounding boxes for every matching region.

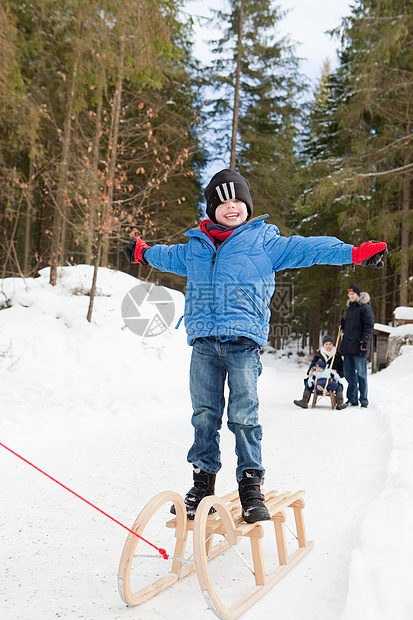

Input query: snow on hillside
[0,265,412,620]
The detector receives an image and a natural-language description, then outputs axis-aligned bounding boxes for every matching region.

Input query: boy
[124,168,387,523]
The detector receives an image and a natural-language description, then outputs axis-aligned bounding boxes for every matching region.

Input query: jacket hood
[347,291,371,307]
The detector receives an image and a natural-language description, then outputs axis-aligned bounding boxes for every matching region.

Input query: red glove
[123,237,149,265]
[352,241,388,268]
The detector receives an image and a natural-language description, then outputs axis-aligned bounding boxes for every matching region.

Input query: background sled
[311,327,342,410]
[118,488,314,619]
[312,378,337,409]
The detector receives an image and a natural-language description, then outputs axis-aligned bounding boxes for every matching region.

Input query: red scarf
[199,219,240,243]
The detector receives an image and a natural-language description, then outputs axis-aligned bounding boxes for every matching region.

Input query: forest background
[1,0,412,351]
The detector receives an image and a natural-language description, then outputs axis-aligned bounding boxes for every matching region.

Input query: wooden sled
[118,488,314,619]
[312,389,336,409]
[312,378,336,409]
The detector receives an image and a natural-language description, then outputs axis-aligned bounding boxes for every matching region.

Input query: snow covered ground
[1,265,412,620]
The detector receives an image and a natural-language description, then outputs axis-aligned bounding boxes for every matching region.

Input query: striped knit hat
[204,169,253,223]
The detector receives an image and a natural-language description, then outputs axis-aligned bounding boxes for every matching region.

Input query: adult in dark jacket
[293,334,346,409]
[339,283,375,407]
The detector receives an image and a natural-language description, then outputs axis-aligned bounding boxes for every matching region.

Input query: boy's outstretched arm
[264,231,387,271]
[123,236,188,276]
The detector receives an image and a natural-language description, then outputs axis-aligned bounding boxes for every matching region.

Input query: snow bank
[394,306,413,321]
[0,265,185,431]
[341,345,413,620]
[386,323,413,363]
[373,322,394,335]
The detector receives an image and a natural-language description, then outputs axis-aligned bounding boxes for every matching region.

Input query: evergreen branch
[353,134,413,161]
[355,161,413,178]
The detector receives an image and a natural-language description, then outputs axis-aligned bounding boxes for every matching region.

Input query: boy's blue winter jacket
[145,215,353,346]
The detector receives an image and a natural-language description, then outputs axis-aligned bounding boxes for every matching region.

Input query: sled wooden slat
[118,488,314,619]
[273,511,288,565]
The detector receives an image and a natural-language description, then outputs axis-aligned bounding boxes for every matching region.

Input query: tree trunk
[23,155,35,275]
[230,0,244,170]
[399,170,410,305]
[2,192,24,279]
[37,194,51,269]
[380,263,387,324]
[101,43,124,268]
[49,55,79,285]
[87,39,124,321]
[49,5,86,286]
[309,299,321,353]
[86,233,103,323]
[85,73,103,265]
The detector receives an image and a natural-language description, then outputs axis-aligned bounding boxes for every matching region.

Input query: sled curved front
[193,491,315,620]
[117,490,187,606]
[193,495,243,620]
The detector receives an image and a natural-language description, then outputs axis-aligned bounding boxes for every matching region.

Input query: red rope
[0,442,168,560]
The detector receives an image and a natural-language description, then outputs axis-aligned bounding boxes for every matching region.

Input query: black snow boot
[171,466,216,520]
[335,391,347,410]
[293,389,312,409]
[238,470,271,524]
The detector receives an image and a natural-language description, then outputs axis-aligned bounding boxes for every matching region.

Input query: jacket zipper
[211,251,216,320]
[198,238,216,324]
[199,218,263,328]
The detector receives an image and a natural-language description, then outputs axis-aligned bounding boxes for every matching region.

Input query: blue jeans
[187,336,264,483]
[343,355,368,405]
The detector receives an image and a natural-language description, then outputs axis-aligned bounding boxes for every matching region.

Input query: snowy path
[0,354,389,620]
[255,356,390,620]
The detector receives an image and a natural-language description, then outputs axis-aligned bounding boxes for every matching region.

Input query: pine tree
[205,0,305,225]
[336,0,413,306]
[301,0,413,313]
[196,1,306,347]
[289,0,413,348]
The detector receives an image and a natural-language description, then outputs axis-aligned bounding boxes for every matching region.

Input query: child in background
[307,360,344,397]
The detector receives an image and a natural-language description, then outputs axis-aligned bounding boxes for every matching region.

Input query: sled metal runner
[118,488,314,619]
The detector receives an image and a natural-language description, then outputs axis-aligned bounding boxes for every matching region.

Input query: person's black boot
[293,389,312,409]
[335,391,347,410]
[238,470,271,524]
[171,466,216,520]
